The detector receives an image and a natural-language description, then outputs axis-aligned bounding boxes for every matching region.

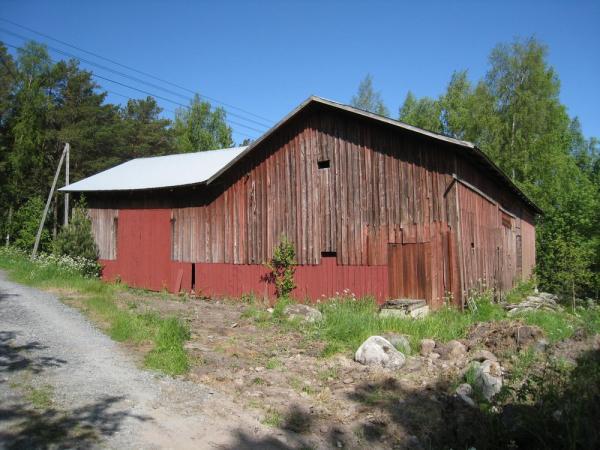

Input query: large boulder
[474,359,503,400]
[283,304,322,323]
[355,336,406,369]
[382,333,411,354]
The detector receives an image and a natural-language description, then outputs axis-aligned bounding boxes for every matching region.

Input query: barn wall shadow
[223,349,600,449]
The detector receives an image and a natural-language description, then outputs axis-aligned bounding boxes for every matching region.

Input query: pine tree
[52,204,99,262]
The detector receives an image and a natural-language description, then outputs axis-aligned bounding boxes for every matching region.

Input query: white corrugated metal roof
[59,146,247,192]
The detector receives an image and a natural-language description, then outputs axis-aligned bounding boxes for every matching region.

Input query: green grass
[265,357,281,370]
[309,294,505,356]
[251,289,599,357]
[518,310,577,342]
[26,385,54,409]
[505,279,536,304]
[261,409,284,427]
[318,367,339,381]
[0,247,190,376]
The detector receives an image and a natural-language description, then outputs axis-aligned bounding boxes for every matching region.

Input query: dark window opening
[471,242,475,249]
[321,251,336,257]
[191,263,196,291]
[318,160,330,169]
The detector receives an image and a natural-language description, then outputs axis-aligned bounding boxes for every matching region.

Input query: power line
[92,72,266,134]
[105,89,258,140]
[0,17,274,124]
[0,27,271,130]
[1,41,261,139]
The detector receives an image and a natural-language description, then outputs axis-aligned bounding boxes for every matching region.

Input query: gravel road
[0,271,300,449]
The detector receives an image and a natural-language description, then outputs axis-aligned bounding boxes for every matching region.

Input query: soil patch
[467,320,544,355]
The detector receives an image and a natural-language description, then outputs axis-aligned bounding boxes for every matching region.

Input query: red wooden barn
[60,96,540,308]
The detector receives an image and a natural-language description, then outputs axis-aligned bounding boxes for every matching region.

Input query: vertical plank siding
[88,208,118,260]
[90,106,536,306]
[171,112,458,268]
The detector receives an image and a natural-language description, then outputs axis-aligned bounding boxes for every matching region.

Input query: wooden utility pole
[32,143,69,258]
[64,143,70,226]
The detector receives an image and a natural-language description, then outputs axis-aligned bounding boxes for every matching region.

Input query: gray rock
[354,336,406,369]
[533,338,549,353]
[456,383,473,397]
[420,338,436,356]
[505,292,562,315]
[539,292,559,302]
[438,340,467,360]
[474,359,503,400]
[283,303,322,323]
[470,349,497,362]
[382,333,411,354]
[455,383,476,407]
[403,357,422,372]
[458,393,476,407]
[429,352,440,360]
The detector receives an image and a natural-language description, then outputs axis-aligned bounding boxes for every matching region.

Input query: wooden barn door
[388,242,432,301]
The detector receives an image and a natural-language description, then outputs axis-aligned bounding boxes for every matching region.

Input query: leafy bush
[10,196,49,251]
[265,235,296,298]
[53,205,99,260]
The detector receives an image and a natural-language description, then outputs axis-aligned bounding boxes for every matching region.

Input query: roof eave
[58,180,209,194]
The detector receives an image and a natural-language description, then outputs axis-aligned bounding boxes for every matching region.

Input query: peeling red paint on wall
[100,209,192,292]
[194,257,388,303]
[99,209,388,302]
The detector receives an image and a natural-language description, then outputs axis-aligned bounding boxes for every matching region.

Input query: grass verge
[0,247,189,376]
[246,288,599,356]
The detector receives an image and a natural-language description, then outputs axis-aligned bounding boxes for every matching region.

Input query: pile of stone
[505,292,562,316]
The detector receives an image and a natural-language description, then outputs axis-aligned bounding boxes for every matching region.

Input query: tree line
[0,41,237,250]
[352,38,599,300]
[1,38,598,300]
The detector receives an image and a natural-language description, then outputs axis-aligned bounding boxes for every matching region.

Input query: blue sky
[2,0,599,144]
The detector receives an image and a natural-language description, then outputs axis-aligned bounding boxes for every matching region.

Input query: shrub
[52,204,100,277]
[265,235,296,298]
[53,204,99,261]
[10,196,49,251]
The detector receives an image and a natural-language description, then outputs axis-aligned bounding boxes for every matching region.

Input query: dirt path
[0,272,303,449]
